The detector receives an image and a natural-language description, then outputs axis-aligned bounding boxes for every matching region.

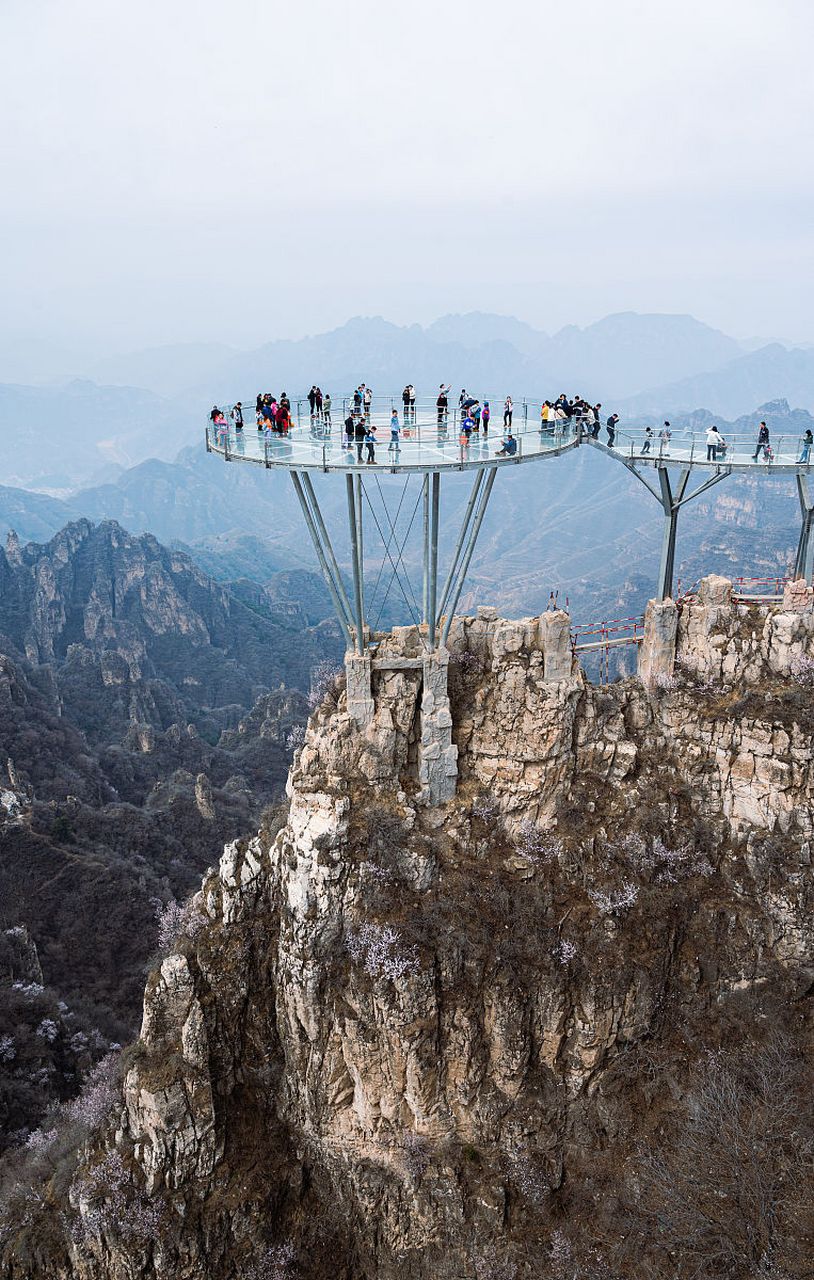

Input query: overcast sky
[2,0,812,371]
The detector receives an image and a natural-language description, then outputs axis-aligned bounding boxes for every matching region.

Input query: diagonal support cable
[290,472,353,644]
[300,472,355,629]
[436,469,485,624]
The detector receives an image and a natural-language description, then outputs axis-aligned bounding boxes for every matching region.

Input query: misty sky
[2,0,813,372]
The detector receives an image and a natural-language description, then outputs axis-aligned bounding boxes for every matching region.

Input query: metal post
[428,472,440,648]
[656,468,677,601]
[794,474,814,585]
[354,474,365,625]
[290,473,353,645]
[437,470,484,621]
[421,474,430,625]
[301,473,356,628]
[205,425,212,453]
[441,467,497,646]
[346,475,365,654]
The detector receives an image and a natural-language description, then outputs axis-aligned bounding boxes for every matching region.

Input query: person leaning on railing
[705,425,725,460]
[798,429,812,464]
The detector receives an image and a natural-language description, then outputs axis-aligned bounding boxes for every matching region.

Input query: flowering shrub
[554,938,577,966]
[506,1147,547,1203]
[790,653,814,688]
[73,1150,162,1242]
[35,1019,58,1043]
[471,794,498,821]
[0,1034,16,1062]
[346,923,420,983]
[308,660,341,709]
[11,981,44,999]
[64,1052,120,1130]
[650,671,678,692]
[617,832,713,884]
[152,895,206,955]
[515,820,563,865]
[285,724,306,751]
[588,881,639,914]
[450,649,481,669]
[245,1242,296,1280]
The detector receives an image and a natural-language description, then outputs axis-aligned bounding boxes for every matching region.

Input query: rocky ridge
[2,578,814,1279]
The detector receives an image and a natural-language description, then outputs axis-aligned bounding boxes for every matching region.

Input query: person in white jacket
[706,425,725,461]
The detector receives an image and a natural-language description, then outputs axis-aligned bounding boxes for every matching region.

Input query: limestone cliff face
[3,580,814,1280]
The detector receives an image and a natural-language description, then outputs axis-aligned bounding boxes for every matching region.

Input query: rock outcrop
[3,578,814,1280]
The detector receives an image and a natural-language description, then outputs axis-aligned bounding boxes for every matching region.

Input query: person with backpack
[752,421,770,462]
[365,422,377,463]
[798,428,813,464]
[606,413,619,446]
[230,402,244,432]
[402,386,411,418]
[354,416,366,462]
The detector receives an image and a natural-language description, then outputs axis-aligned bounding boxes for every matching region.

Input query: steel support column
[290,472,353,644]
[422,474,430,624]
[437,469,484,623]
[354,474,365,624]
[794,474,814,586]
[300,473,355,627]
[346,474,366,653]
[428,472,440,648]
[656,468,689,601]
[441,467,497,646]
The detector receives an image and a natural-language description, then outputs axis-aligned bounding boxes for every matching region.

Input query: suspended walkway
[204,395,814,667]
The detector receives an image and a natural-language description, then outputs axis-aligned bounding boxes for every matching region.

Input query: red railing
[570,614,646,651]
[676,575,789,605]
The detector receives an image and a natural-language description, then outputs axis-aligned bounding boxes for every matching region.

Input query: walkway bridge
[205,394,814,802]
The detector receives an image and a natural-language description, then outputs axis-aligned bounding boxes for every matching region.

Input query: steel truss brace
[440,467,498,645]
[623,462,730,600]
[794,474,814,585]
[290,471,354,645]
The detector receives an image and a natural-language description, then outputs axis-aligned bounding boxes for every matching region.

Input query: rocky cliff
[2,578,813,1280]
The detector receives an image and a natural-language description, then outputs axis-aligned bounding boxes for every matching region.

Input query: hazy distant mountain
[620,343,814,418]
[0,378,195,490]
[89,342,237,398]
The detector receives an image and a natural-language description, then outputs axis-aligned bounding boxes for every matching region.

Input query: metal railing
[599,426,812,468]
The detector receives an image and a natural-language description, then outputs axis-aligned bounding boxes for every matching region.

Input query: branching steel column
[346,474,366,654]
[300,473,355,628]
[436,469,484,623]
[656,468,682,602]
[794,474,814,585]
[422,474,430,624]
[354,474,365,624]
[441,467,497,646]
[428,472,440,648]
[290,472,353,645]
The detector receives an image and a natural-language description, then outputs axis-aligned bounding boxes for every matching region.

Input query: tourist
[437,384,451,425]
[315,387,323,420]
[353,386,363,413]
[496,431,518,457]
[641,425,653,455]
[323,392,332,427]
[354,417,366,462]
[592,405,602,438]
[308,386,317,420]
[209,405,221,425]
[402,385,411,418]
[706,425,725,461]
[459,388,467,410]
[389,411,400,453]
[344,415,354,449]
[230,402,244,432]
[482,401,491,435]
[606,413,619,446]
[363,385,372,418]
[503,395,513,427]
[460,414,475,444]
[799,428,813,464]
[408,385,416,419]
[365,422,377,463]
[659,421,672,454]
[752,421,770,462]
